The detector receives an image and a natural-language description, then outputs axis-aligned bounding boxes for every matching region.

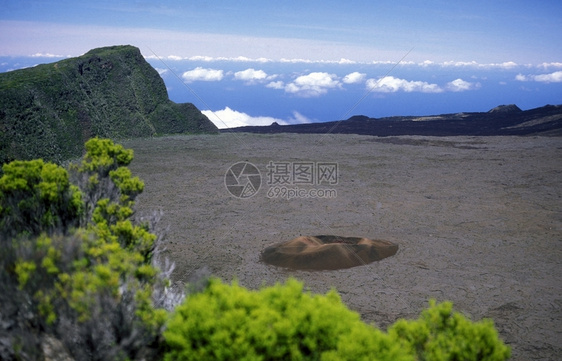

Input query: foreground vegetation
[0,138,510,360]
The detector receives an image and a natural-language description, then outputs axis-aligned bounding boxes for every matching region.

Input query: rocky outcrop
[0,45,217,164]
[488,104,522,113]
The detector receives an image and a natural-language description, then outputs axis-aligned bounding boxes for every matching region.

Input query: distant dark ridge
[0,45,217,164]
[223,104,562,137]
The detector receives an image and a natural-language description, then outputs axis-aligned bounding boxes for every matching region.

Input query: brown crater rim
[261,235,398,271]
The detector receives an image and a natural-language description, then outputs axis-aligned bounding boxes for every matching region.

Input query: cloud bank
[515,71,562,83]
[262,71,477,97]
[30,52,67,58]
[364,76,479,93]
[146,53,551,71]
[179,64,482,97]
[202,107,312,129]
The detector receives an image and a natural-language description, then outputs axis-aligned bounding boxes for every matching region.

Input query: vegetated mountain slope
[224,104,562,137]
[0,45,217,164]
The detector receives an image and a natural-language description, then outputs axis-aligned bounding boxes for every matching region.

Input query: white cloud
[534,71,562,82]
[202,107,314,128]
[279,58,356,65]
[234,68,274,83]
[266,80,285,89]
[182,67,224,82]
[155,68,168,76]
[234,68,266,80]
[446,78,480,92]
[342,72,366,84]
[280,58,314,64]
[441,60,519,69]
[163,56,530,71]
[495,61,518,69]
[515,70,562,83]
[141,53,544,70]
[187,55,214,62]
[230,56,258,62]
[30,52,66,58]
[538,62,562,69]
[284,72,341,97]
[366,76,443,93]
[443,60,479,67]
[337,58,356,64]
[365,77,480,93]
[201,107,288,129]
[419,60,434,67]
[185,55,272,62]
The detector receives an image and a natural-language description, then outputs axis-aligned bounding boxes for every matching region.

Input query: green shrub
[0,159,83,238]
[164,279,511,361]
[164,278,411,361]
[389,299,511,361]
[0,138,170,361]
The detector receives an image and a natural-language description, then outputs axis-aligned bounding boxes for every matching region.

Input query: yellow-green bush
[0,159,83,238]
[389,300,511,361]
[0,138,168,361]
[164,279,511,361]
[164,278,411,361]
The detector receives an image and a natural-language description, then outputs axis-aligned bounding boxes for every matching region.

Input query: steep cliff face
[0,45,217,164]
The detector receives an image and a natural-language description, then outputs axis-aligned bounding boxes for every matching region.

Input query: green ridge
[0,45,217,164]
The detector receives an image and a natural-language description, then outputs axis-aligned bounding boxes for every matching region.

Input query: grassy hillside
[0,45,217,164]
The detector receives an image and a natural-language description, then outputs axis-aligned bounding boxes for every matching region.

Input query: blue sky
[1,0,561,128]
